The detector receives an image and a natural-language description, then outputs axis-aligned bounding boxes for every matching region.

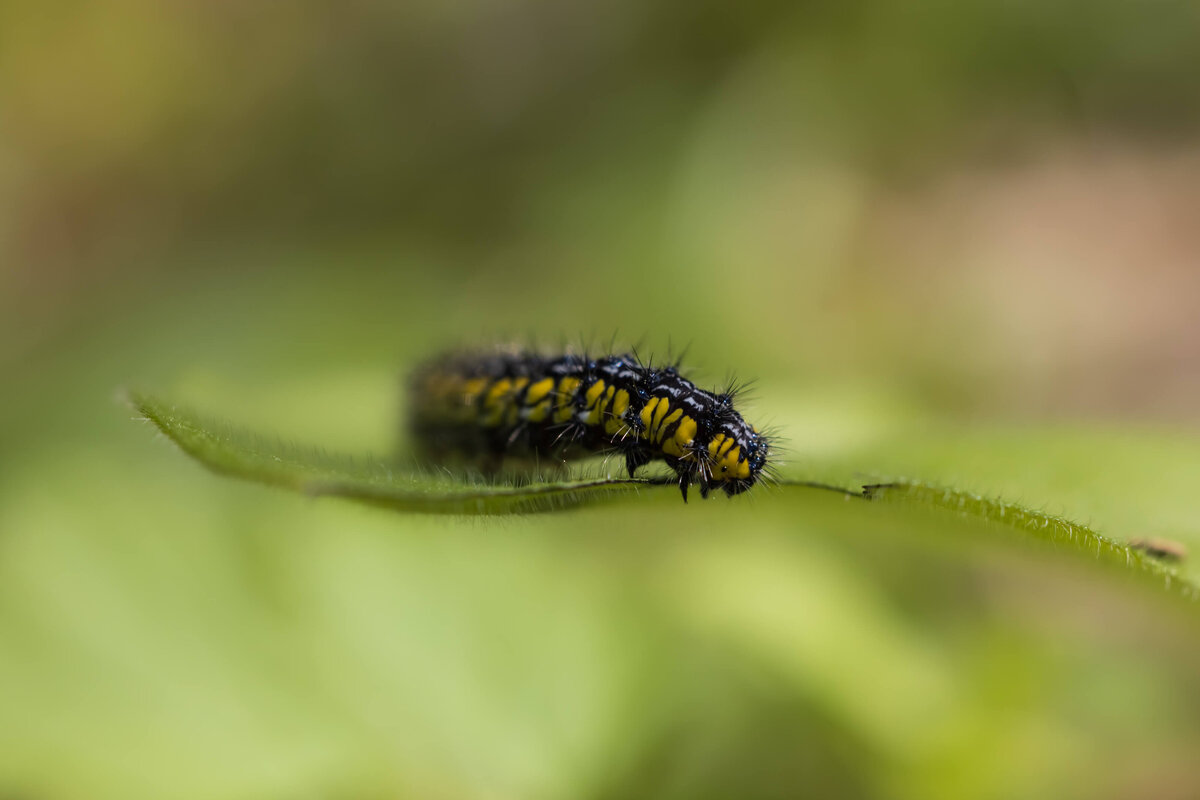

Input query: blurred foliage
[3,0,1200,798]
[129,390,670,515]
[6,0,1200,250]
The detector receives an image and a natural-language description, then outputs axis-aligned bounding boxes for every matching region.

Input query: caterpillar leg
[624,448,651,479]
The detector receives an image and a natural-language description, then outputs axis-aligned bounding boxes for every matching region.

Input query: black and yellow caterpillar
[408,349,771,501]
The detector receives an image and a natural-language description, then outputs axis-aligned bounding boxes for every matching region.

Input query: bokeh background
[4,1,1200,798]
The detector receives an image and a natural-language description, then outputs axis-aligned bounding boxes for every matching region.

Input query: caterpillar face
[702,419,768,497]
[409,349,771,502]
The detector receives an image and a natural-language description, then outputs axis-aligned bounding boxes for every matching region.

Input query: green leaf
[127,390,1198,600]
[864,480,1197,601]
[128,390,663,515]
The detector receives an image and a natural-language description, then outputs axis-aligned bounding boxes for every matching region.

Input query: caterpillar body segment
[408,350,770,501]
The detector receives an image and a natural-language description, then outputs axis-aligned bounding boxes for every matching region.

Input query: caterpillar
[407,348,771,501]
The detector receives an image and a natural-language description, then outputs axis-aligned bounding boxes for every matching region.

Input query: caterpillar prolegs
[408,349,772,502]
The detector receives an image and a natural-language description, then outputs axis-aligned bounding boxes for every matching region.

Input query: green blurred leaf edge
[126,389,1200,602]
[866,481,1198,602]
[126,389,664,515]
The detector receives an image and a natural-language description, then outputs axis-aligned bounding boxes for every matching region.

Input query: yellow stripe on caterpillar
[661,415,697,457]
[526,398,552,422]
[484,379,513,410]
[580,383,603,425]
[639,397,660,439]
[661,409,683,442]
[610,389,630,418]
[462,377,488,405]
[553,377,581,423]
[651,399,670,435]
[525,377,555,405]
[602,387,629,436]
[480,378,528,427]
[707,433,727,459]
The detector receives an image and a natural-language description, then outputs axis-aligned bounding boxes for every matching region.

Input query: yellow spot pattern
[611,389,630,418]
[662,417,700,453]
[553,377,581,423]
[584,380,606,408]
[656,409,682,442]
[634,397,697,459]
[526,378,554,405]
[661,414,696,457]
[604,389,632,436]
[638,397,660,438]
[481,378,523,427]
[526,398,552,422]
[707,433,749,480]
[651,399,671,438]
[583,381,612,426]
[461,378,488,415]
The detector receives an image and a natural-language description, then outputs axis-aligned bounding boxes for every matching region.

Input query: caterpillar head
[701,421,769,498]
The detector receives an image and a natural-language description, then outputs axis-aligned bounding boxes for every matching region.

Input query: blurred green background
[4,0,1200,797]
